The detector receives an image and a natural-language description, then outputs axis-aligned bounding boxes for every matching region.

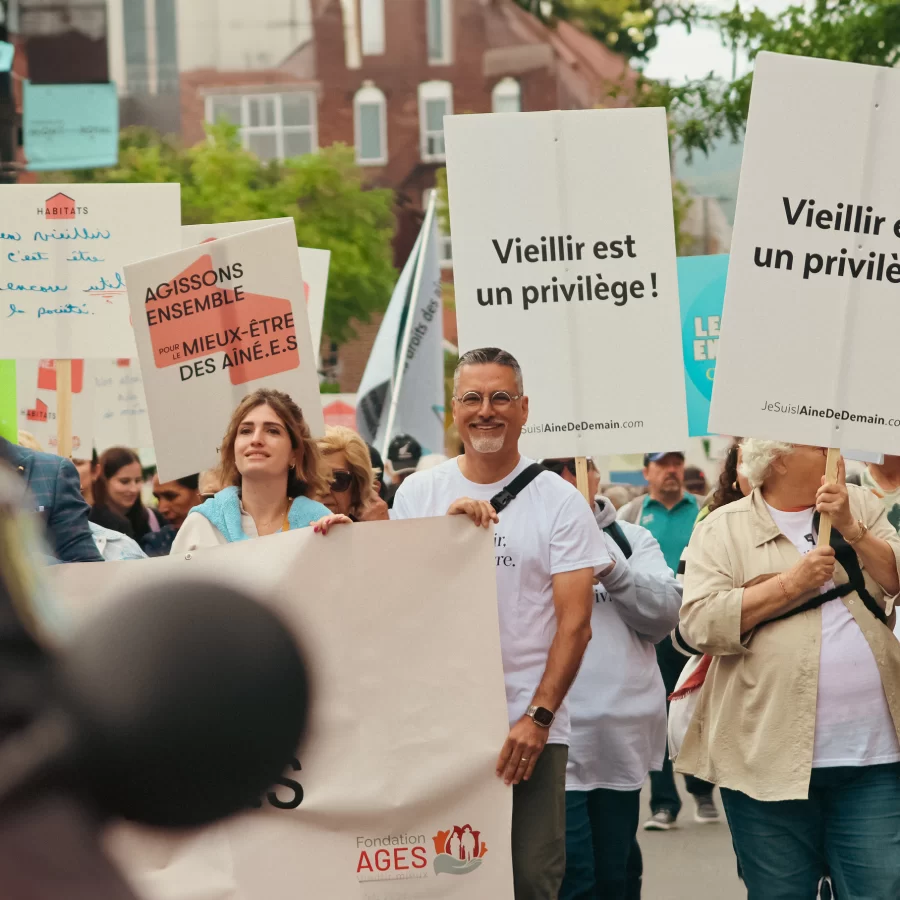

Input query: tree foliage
[45,123,397,345]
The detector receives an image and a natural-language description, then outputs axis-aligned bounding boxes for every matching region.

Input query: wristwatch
[526,705,555,728]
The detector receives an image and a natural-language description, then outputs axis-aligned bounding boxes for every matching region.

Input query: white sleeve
[390,481,416,520]
[550,490,611,576]
[170,515,228,555]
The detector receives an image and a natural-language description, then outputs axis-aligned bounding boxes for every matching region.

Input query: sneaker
[643,809,677,831]
[693,795,721,824]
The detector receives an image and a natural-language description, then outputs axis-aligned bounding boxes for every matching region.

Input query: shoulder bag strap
[490,464,547,514]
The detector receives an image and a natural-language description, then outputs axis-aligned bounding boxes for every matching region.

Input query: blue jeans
[562,788,642,900]
[721,763,900,900]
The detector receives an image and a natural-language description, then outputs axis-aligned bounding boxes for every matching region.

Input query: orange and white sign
[182,219,330,352]
[50,517,514,900]
[125,221,324,481]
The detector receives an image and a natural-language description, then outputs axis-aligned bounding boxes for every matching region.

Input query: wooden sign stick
[575,456,592,505]
[55,359,73,459]
[816,447,841,547]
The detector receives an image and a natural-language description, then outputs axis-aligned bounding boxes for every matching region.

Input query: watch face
[533,707,554,727]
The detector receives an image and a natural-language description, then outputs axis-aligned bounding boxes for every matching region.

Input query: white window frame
[424,189,453,270]
[418,81,452,163]
[426,0,452,66]
[354,83,388,166]
[360,0,385,55]
[204,91,319,162]
[492,77,521,113]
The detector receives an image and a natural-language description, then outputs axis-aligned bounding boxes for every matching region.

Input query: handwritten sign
[181,219,330,351]
[92,359,153,451]
[0,184,181,359]
[16,359,94,455]
[125,221,324,481]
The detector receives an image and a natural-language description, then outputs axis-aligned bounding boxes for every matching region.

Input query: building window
[426,0,452,65]
[361,0,385,55]
[492,77,521,113]
[418,81,452,162]
[424,189,453,269]
[354,83,387,166]
[205,92,318,162]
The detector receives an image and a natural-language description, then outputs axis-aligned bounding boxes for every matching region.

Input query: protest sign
[92,359,153,451]
[23,82,119,171]
[16,359,94,455]
[125,221,324,481]
[0,184,181,359]
[182,219,330,351]
[49,517,514,900]
[710,52,900,454]
[445,108,687,458]
[679,255,728,437]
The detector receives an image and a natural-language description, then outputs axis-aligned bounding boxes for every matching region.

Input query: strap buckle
[491,490,514,513]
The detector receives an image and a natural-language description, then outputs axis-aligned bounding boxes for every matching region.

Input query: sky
[643,0,795,83]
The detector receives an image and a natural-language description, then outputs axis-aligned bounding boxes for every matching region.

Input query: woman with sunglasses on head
[316,426,388,521]
[171,389,348,554]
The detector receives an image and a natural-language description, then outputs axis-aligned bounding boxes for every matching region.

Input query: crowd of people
[4,344,900,900]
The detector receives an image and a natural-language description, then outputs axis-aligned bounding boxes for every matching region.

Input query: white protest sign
[91,359,154,451]
[445,109,687,458]
[0,184,181,358]
[16,359,94,455]
[49,518,514,900]
[182,219,330,351]
[710,53,900,452]
[125,221,324,482]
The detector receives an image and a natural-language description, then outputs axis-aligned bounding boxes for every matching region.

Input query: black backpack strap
[490,464,546,513]
[603,521,633,560]
[772,513,886,626]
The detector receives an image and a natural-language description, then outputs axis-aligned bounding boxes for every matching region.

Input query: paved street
[637,784,745,899]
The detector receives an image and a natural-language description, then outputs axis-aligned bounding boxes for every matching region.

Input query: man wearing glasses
[392,347,610,900]
[543,456,681,900]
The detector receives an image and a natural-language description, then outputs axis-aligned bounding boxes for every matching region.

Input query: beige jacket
[675,485,900,801]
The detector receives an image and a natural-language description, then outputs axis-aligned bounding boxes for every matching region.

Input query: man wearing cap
[618,452,717,830]
[385,434,422,508]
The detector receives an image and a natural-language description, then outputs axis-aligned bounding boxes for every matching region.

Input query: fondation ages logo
[432,824,489,876]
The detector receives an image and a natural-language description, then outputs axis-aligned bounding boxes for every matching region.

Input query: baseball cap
[387,434,423,475]
[643,452,685,466]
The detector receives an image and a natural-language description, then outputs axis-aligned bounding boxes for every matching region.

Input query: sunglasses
[330,469,353,493]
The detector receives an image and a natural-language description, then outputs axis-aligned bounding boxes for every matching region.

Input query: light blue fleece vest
[190,486,331,542]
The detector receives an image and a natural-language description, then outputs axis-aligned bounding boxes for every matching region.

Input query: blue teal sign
[679,254,728,437]
[0,41,14,74]
[23,81,118,171]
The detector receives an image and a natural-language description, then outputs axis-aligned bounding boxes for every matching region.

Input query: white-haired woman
[676,439,900,900]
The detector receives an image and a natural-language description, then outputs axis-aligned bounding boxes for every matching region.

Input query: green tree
[46,123,397,345]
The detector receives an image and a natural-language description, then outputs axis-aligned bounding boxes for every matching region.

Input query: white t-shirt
[766,503,900,768]
[392,456,610,746]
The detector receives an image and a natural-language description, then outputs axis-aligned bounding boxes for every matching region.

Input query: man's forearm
[531,621,592,714]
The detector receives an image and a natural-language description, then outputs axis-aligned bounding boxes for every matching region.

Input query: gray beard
[470,434,505,454]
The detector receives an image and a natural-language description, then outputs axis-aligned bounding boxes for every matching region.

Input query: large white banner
[0,184,181,358]
[49,518,514,900]
[710,53,900,452]
[445,108,687,458]
[181,219,330,352]
[125,221,325,482]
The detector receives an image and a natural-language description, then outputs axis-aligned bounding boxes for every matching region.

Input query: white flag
[356,192,444,456]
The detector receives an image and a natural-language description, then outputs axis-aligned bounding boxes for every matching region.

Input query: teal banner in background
[678,254,728,437]
[0,41,14,74]
[23,81,119,171]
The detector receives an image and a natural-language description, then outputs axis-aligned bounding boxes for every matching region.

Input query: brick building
[178,0,635,390]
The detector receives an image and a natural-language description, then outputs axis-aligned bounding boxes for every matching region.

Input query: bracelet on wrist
[846,519,868,545]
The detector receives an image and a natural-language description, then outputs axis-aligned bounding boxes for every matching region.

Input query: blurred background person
[618,451,717,829]
[152,474,202,531]
[854,454,900,533]
[544,457,681,900]
[683,466,708,498]
[0,434,103,563]
[91,448,165,552]
[366,443,387,499]
[172,389,337,552]
[316,426,387,521]
[416,453,448,473]
[678,441,900,899]
[385,433,422,507]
